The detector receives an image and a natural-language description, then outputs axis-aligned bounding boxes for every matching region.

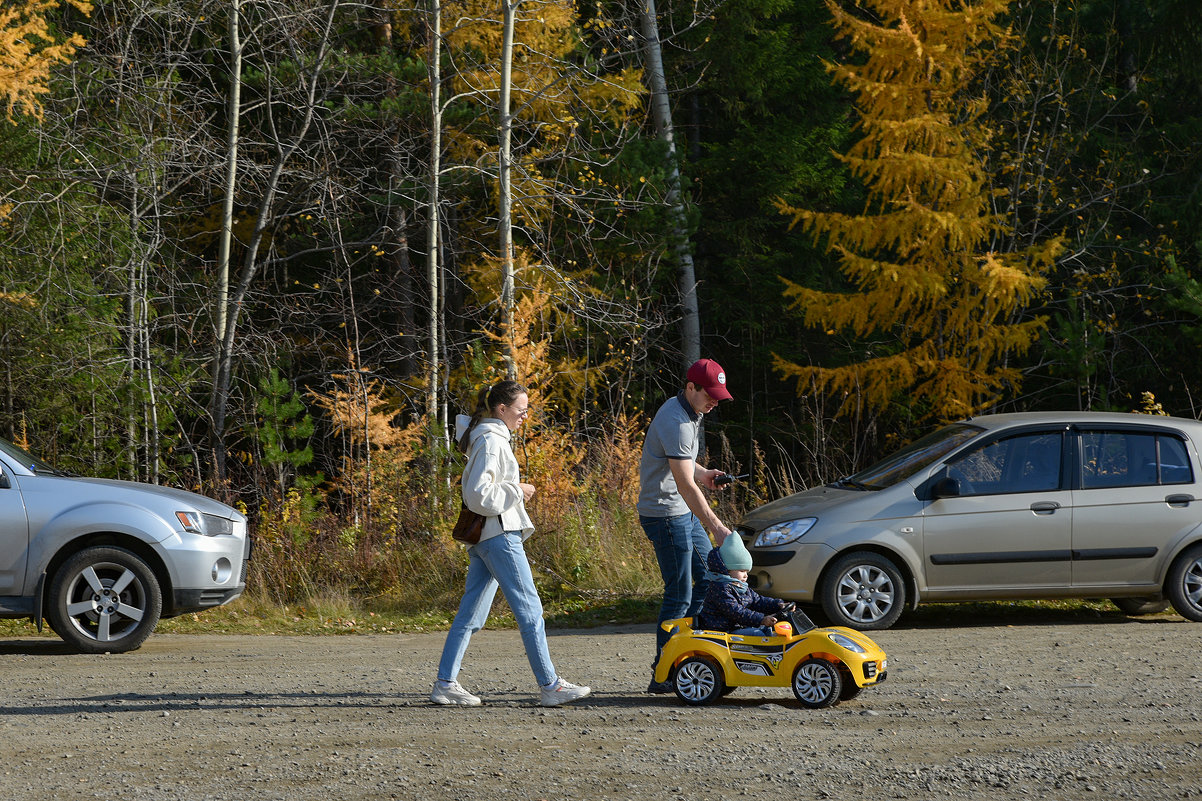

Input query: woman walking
[431,380,591,707]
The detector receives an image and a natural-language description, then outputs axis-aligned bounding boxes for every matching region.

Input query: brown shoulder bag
[451,503,486,545]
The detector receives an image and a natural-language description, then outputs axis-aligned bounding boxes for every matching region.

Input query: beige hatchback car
[738,412,1202,629]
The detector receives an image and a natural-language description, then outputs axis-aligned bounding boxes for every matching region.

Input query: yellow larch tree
[443,0,642,228]
[1,0,90,225]
[0,0,91,123]
[775,0,1061,422]
[442,0,643,363]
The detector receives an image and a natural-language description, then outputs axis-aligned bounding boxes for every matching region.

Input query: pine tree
[775,0,1061,421]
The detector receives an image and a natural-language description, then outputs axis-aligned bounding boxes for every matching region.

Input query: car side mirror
[930,475,961,499]
[0,469,9,490]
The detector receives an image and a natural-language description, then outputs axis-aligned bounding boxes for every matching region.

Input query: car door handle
[1030,501,1061,514]
[1166,494,1194,507]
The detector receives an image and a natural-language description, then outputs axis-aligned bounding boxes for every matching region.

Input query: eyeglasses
[507,406,531,417]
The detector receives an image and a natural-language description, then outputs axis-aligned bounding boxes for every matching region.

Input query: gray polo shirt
[637,393,701,518]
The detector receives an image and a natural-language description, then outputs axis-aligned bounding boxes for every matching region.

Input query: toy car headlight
[827,632,866,654]
[753,518,817,548]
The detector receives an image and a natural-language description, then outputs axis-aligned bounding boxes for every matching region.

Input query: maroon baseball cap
[686,358,732,401]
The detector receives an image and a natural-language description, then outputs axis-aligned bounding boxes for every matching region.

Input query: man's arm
[669,458,731,544]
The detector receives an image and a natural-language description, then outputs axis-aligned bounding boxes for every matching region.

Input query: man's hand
[698,467,724,489]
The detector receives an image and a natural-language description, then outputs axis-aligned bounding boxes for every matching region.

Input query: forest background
[3,0,1202,626]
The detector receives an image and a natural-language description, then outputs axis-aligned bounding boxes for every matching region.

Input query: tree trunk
[209,0,340,484]
[392,201,416,377]
[216,0,242,349]
[427,0,443,428]
[126,182,140,480]
[638,0,700,369]
[499,0,518,377]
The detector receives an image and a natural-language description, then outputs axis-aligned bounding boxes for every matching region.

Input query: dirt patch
[3,611,1200,800]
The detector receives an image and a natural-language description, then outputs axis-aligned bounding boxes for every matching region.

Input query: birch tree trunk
[215,0,242,348]
[638,0,700,368]
[426,0,443,430]
[209,0,340,484]
[126,181,140,479]
[498,0,518,377]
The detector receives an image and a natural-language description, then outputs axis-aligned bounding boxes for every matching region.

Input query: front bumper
[159,521,250,616]
[172,586,245,615]
[748,542,837,599]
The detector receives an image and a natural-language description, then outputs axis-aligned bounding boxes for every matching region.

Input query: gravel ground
[3,611,1201,801]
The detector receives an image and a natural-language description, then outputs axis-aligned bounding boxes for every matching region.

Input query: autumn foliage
[0,0,90,122]
[775,0,1062,422]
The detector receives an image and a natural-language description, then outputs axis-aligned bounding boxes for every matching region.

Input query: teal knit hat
[719,535,752,571]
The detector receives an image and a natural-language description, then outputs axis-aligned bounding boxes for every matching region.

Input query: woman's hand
[519,482,536,502]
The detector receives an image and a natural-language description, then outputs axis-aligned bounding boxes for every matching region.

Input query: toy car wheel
[46,546,162,654]
[820,551,906,630]
[838,673,864,702]
[1166,544,1202,622]
[1111,596,1170,616]
[792,658,842,709]
[673,656,724,705]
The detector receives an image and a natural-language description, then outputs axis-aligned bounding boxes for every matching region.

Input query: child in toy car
[697,535,790,636]
[653,538,889,708]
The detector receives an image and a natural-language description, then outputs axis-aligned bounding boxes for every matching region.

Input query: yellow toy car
[653,606,888,708]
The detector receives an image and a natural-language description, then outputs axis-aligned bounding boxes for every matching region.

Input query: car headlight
[753,518,817,547]
[176,511,235,536]
[828,632,866,654]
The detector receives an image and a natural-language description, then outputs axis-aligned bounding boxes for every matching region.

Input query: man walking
[638,358,734,693]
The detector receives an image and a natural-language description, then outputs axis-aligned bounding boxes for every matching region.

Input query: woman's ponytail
[457,385,492,454]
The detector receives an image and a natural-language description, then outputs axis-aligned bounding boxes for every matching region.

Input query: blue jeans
[731,625,775,637]
[641,512,712,661]
[437,531,556,687]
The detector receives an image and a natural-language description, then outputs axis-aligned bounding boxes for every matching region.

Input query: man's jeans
[437,531,556,687]
[641,512,712,662]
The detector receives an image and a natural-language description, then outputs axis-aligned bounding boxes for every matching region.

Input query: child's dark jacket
[697,547,784,631]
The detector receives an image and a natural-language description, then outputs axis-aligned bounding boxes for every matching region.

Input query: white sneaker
[431,680,482,707]
[539,677,591,707]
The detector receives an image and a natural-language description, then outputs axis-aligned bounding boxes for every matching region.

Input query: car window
[0,436,59,474]
[1159,435,1193,484]
[946,431,1063,496]
[1081,430,1193,488]
[846,423,983,489]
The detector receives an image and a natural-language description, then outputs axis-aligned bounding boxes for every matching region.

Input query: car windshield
[839,423,983,489]
[0,436,62,475]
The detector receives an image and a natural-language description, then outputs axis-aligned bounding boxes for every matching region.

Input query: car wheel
[47,546,162,654]
[792,658,842,709]
[1111,597,1170,616]
[1166,544,1202,622]
[820,551,906,630]
[672,656,724,705]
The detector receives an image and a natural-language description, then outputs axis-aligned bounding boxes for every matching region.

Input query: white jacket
[455,414,534,542]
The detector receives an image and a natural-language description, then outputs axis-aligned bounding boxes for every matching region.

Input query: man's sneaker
[539,677,592,707]
[646,679,674,694]
[431,680,482,707]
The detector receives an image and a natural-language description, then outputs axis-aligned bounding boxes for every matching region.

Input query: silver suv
[0,437,250,652]
[739,412,1202,630]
